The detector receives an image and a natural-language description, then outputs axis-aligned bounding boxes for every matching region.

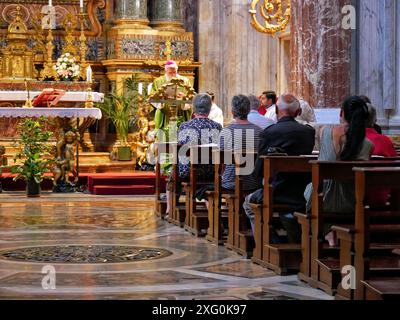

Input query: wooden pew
[205,150,234,245]
[308,160,400,295]
[334,167,400,300]
[228,152,259,258]
[184,145,217,237]
[154,142,176,220]
[250,155,316,275]
[167,143,188,227]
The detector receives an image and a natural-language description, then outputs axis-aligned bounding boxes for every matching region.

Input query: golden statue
[53,130,79,192]
[0,6,35,80]
[132,132,149,168]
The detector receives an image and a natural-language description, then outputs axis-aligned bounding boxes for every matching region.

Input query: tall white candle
[49,0,52,6]
[80,0,84,8]
[148,83,153,95]
[86,65,92,82]
[138,83,143,95]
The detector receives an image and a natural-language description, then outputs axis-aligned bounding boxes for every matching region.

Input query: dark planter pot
[118,146,132,161]
[27,179,41,197]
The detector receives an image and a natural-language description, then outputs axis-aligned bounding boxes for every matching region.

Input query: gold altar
[0,1,199,172]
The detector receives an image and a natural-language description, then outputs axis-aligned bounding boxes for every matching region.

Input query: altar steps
[0,172,165,196]
[88,173,162,196]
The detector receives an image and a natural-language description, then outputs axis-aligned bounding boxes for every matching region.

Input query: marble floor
[0,192,333,300]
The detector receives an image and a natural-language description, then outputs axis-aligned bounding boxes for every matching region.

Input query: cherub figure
[132,132,149,168]
[63,131,78,185]
[52,131,78,191]
[137,107,150,143]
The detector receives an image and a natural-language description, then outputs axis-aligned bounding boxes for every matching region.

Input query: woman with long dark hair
[304,96,373,246]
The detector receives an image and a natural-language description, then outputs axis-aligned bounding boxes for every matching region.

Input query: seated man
[247,95,275,130]
[243,94,315,243]
[165,93,222,216]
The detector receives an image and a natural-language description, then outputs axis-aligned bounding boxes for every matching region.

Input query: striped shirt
[219,123,263,190]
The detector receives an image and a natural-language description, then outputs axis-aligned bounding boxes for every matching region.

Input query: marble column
[290,0,353,108]
[114,0,149,27]
[150,0,185,31]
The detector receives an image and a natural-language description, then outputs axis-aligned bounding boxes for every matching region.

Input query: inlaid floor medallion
[0,245,173,264]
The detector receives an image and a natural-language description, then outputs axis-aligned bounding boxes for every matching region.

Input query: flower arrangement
[54,53,80,81]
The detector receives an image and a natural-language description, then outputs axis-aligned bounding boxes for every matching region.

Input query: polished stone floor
[0,192,333,300]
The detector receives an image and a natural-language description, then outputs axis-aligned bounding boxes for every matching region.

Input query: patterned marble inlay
[122,38,155,57]
[160,41,190,58]
[0,245,172,264]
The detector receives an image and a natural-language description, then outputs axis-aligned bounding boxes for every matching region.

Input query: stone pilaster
[150,0,185,32]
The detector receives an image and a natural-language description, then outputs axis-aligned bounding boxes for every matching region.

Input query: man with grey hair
[243,93,315,243]
[164,93,222,217]
[247,95,275,130]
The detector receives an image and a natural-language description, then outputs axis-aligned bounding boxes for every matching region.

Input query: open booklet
[33,89,66,108]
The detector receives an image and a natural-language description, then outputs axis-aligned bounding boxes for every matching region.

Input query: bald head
[276,94,301,119]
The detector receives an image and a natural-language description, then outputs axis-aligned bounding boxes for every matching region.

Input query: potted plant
[11,117,53,197]
[97,76,140,161]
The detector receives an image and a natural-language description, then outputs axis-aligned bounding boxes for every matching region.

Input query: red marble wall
[290,0,353,108]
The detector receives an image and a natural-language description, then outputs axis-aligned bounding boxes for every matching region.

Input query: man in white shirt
[247,95,275,130]
[207,92,224,127]
[264,91,278,123]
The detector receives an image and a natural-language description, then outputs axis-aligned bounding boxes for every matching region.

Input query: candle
[148,83,153,95]
[49,0,52,6]
[80,0,84,8]
[86,65,92,82]
[138,83,143,95]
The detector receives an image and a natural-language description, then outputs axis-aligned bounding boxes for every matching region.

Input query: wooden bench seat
[362,279,400,300]
[251,155,316,275]
[334,167,400,300]
[308,161,400,294]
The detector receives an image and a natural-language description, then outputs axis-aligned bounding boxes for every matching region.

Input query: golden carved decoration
[62,14,78,57]
[78,11,89,80]
[0,5,35,80]
[249,0,291,35]
[164,40,172,61]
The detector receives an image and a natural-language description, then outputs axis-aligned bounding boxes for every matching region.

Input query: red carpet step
[1,172,166,196]
[88,173,166,196]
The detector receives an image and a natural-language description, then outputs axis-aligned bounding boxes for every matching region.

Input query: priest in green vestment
[150,60,193,130]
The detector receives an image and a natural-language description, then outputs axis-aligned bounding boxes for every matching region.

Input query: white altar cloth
[0,108,102,119]
[0,91,104,103]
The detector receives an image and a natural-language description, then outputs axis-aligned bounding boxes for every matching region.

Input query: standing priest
[150,60,193,130]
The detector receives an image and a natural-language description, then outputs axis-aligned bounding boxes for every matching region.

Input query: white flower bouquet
[54,53,81,81]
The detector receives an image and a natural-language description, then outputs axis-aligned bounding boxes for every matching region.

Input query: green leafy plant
[97,75,143,145]
[11,117,54,184]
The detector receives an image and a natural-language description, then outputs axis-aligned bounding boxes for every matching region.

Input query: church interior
[0,0,400,302]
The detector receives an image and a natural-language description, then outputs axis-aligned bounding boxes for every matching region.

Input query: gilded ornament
[249,0,291,35]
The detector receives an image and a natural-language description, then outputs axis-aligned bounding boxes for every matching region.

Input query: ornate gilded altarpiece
[0,0,199,152]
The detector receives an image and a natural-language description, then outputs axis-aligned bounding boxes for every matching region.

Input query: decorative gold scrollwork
[249,0,291,35]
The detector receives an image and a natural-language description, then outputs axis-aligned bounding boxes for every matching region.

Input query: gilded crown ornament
[249,0,291,35]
